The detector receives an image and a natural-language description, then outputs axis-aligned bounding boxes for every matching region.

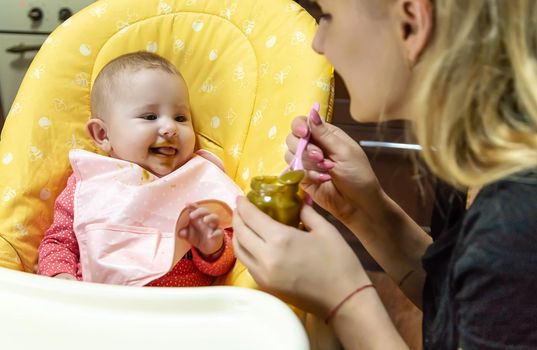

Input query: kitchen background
[0,0,96,130]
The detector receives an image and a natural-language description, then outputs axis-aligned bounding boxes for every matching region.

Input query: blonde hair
[91,51,182,118]
[413,0,537,189]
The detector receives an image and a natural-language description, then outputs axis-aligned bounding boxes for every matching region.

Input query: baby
[38,52,242,286]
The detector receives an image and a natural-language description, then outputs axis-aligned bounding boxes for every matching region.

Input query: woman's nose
[312,26,325,55]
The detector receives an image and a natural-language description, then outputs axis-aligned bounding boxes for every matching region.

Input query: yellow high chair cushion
[0,0,333,275]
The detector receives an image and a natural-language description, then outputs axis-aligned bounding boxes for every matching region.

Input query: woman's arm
[233,198,409,349]
[343,190,431,308]
[331,286,409,350]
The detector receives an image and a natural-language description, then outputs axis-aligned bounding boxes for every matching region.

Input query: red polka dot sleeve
[37,174,81,279]
[191,229,236,277]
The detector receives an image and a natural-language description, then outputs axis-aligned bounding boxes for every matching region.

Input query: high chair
[0,0,335,348]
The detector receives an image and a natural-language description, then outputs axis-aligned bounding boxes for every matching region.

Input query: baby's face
[102,69,196,177]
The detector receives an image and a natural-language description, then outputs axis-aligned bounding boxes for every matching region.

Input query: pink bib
[70,149,243,286]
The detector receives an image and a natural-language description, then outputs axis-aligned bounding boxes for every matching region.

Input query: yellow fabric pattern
[0,0,333,279]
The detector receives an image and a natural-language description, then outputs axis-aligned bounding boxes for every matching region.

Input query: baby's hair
[91,51,183,118]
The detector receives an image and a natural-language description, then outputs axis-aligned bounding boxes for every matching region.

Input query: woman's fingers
[285,133,325,159]
[232,201,269,253]
[290,116,309,138]
[231,235,265,283]
[235,197,292,242]
[285,138,331,175]
[232,204,274,284]
[300,204,332,233]
[309,121,359,160]
[307,169,332,182]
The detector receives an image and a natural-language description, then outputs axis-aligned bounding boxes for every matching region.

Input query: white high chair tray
[0,267,308,349]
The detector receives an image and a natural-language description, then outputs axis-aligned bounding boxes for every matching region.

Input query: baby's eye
[175,115,187,122]
[141,114,158,120]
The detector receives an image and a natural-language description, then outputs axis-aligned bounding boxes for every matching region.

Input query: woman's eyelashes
[310,2,331,23]
[319,13,332,23]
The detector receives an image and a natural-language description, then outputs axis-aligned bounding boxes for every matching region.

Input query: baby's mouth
[150,146,177,156]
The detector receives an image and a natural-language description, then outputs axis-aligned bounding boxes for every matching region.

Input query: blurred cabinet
[0,0,96,133]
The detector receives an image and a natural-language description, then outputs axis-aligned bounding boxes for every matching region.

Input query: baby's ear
[86,118,111,153]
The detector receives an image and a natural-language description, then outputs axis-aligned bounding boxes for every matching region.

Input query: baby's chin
[148,166,176,178]
[149,158,191,177]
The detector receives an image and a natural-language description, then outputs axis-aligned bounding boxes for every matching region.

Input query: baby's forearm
[196,238,225,261]
[38,242,79,278]
[191,230,235,276]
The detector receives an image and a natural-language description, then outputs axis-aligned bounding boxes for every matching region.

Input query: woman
[232,0,537,349]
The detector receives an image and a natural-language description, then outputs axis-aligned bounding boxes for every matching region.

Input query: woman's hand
[232,197,371,318]
[286,113,431,306]
[285,112,382,225]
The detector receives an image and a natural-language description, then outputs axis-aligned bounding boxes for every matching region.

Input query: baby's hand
[178,204,224,259]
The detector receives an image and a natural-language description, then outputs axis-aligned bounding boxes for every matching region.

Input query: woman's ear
[395,0,433,65]
[86,118,111,153]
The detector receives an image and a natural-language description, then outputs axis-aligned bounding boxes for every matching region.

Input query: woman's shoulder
[425,169,537,266]
[450,169,537,347]
[454,168,537,274]
[477,167,537,193]
[463,168,537,239]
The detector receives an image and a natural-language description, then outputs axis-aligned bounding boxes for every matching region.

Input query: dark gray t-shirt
[422,170,537,349]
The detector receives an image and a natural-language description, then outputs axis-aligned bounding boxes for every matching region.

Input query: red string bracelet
[324,283,375,324]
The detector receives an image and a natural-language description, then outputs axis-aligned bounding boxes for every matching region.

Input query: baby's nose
[160,119,178,137]
[162,128,177,137]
